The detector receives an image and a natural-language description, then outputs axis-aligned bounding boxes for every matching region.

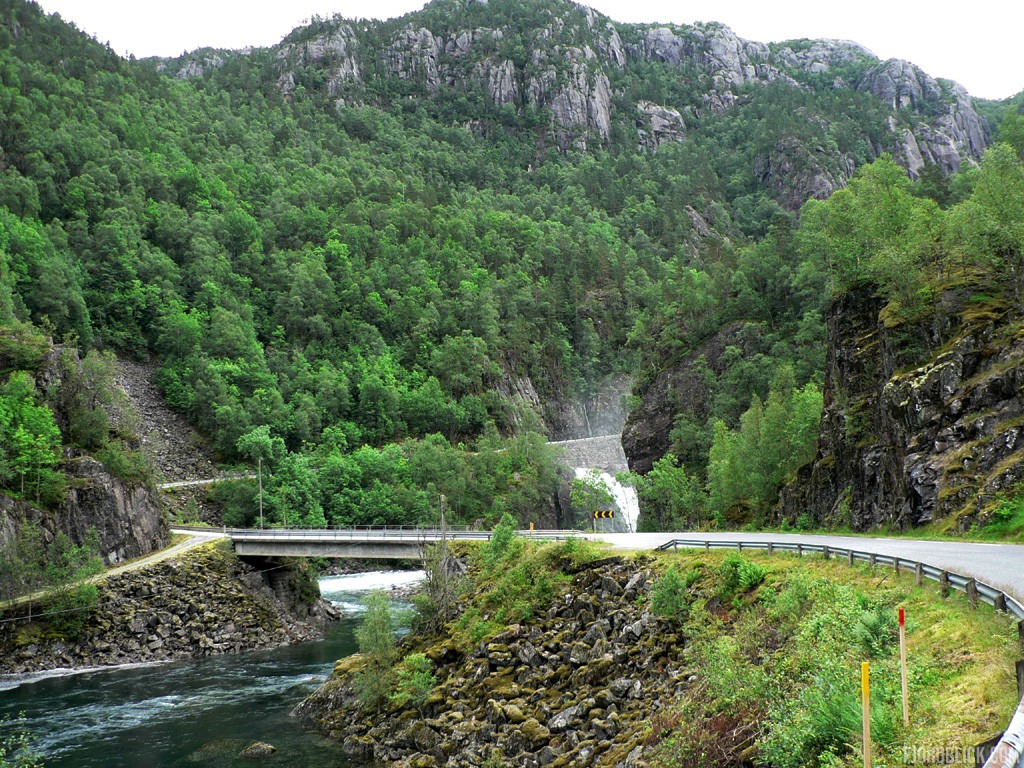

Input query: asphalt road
[589,531,1024,605]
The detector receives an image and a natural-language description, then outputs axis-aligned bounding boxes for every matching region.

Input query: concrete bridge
[213,527,575,559]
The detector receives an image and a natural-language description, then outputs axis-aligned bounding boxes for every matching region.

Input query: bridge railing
[183,525,585,542]
[656,537,1024,768]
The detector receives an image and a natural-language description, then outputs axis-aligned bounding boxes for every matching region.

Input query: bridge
[191,526,576,559]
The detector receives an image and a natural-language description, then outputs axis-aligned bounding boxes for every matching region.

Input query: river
[0,570,424,768]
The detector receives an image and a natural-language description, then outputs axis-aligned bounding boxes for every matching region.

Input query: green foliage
[354,590,398,709]
[0,521,103,634]
[707,365,823,524]
[761,663,897,768]
[650,564,698,621]
[0,371,62,501]
[483,512,522,568]
[569,470,615,523]
[984,489,1024,538]
[718,553,767,595]
[798,155,940,309]
[456,539,576,646]
[390,653,436,708]
[854,606,898,659]
[0,713,43,768]
[631,457,709,532]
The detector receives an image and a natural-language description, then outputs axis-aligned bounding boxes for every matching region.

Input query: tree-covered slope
[1,0,1021,532]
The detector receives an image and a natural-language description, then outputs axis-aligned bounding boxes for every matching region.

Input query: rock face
[779,283,1024,531]
[754,137,856,210]
[0,455,167,566]
[622,322,746,474]
[252,2,988,170]
[55,455,167,564]
[297,558,685,768]
[0,541,336,675]
[860,59,987,179]
[636,101,686,150]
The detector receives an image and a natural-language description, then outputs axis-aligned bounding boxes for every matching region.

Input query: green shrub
[719,553,767,595]
[762,664,897,768]
[854,606,898,659]
[651,565,698,621]
[483,512,522,568]
[390,653,436,708]
[0,712,42,768]
[737,560,767,591]
[354,591,397,709]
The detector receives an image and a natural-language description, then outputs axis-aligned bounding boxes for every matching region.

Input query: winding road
[587,531,1024,605]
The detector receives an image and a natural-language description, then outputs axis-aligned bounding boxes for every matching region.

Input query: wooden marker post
[899,608,909,727]
[862,661,872,768]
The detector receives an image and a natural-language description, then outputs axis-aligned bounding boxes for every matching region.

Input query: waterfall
[572,467,639,533]
[549,434,638,533]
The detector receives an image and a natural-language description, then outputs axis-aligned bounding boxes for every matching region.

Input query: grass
[642,549,1021,768]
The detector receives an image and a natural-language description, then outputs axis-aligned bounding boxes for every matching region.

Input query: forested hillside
[1,0,1022,533]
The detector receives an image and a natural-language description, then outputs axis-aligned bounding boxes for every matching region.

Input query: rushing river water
[0,570,424,768]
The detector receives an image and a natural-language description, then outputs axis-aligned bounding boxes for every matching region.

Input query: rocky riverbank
[297,556,681,768]
[0,540,337,675]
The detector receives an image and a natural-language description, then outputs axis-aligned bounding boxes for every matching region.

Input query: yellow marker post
[862,661,872,768]
[899,607,909,727]
[530,522,534,532]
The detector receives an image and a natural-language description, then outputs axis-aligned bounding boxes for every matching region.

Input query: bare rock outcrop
[779,283,1024,531]
[860,59,986,178]
[636,101,686,150]
[622,322,747,474]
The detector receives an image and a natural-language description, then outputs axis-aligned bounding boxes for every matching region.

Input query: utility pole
[258,457,264,529]
[440,493,449,621]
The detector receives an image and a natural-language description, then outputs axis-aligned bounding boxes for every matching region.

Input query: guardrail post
[893,557,901,575]
[939,571,950,598]
[994,593,1008,613]
[767,542,774,555]
[915,562,924,587]
[966,579,979,609]
[1018,619,1024,655]
[868,553,877,567]
[737,542,744,553]
[848,549,854,567]
[823,545,831,560]
[1017,660,1024,700]
[797,544,803,557]
[704,542,710,553]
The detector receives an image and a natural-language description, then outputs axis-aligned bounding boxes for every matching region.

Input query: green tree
[570,470,615,525]
[630,457,708,532]
[0,372,62,501]
[354,590,397,709]
[950,143,1024,307]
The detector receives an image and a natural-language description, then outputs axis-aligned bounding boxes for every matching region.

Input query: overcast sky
[36,0,1024,101]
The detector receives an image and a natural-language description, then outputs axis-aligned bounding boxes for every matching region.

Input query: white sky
[37,0,1024,101]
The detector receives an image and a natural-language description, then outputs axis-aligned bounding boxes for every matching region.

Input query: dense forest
[1,0,1022,532]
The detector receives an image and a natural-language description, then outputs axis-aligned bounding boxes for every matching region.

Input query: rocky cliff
[53,454,167,564]
[166,0,990,182]
[0,540,336,674]
[779,280,1024,531]
[621,322,746,474]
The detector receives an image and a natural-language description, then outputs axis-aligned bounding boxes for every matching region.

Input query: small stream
[0,570,423,768]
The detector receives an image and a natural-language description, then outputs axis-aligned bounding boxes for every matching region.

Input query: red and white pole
[899,607,909,727]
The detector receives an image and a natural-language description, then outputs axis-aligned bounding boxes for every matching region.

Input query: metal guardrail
[655,538,1024,619]
[655,537,1024,768]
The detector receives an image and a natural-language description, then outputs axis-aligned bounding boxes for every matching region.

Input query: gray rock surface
[779,284,1024,531]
